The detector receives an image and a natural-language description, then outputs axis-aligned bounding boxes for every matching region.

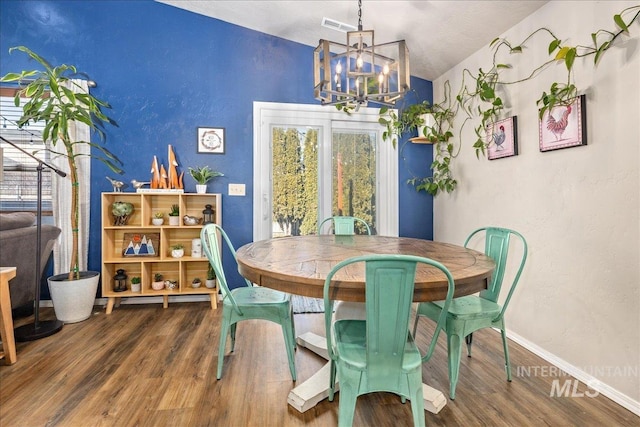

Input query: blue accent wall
[1,0,434,292]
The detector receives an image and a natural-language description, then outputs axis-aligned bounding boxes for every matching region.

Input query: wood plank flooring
[0,303,637,426]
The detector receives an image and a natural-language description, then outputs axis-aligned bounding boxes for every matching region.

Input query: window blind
[0,92,52,212]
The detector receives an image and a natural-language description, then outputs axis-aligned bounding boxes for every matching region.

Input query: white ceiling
[157,1,549,81]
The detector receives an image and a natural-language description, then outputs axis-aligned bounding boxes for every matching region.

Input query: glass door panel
[271,126,319,237]
[331,129,377,234]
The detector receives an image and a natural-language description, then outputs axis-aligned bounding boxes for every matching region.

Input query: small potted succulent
[168,204,180,226]
[188,165,224,194]
[205,264,216,289]
[152,273,164,291]
[191,277,202,289]
[152,212,164,226]
[130,276,141,292]
[171,243,185,258]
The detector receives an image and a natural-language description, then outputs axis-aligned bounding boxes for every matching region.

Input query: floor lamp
[1,136,64,340]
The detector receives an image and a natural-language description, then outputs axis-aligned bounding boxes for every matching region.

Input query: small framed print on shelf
[487,116,518,160]
[197,127,225,154]
[539,95,587,152]
[123,233,160,257]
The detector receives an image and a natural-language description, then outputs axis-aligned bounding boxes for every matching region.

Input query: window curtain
[48,79,91,275]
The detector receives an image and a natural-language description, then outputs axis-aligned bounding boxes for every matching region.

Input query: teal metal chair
[324,254,456,427]
[318,216,371,235]
[412,227,528,400]
[201,224,297,381]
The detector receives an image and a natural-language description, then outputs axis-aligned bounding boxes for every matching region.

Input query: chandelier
[314,0,410,109]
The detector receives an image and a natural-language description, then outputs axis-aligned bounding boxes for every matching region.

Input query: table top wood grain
[236,235,495,302]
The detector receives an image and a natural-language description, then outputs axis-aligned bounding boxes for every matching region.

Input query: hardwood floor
[1,303,637,426]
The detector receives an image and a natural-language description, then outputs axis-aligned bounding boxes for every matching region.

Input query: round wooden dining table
[236,235,495,302]
[235,234,496,414]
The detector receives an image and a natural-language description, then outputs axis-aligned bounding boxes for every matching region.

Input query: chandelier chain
[357,0,362,30]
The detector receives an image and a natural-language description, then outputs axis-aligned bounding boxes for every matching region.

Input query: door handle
[262,194,269,220]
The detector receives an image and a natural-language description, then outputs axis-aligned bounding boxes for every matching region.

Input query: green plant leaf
[548,39,561,54]
[565,47,576,70]
[594,41,610,64]
[555,46,570,60]
[613,14,628,32]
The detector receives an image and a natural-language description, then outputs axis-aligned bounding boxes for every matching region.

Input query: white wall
[433,1,639,411]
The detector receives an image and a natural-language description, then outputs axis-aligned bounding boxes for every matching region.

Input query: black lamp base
[14,320,63,342]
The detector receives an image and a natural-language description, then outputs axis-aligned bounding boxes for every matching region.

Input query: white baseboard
[506,329,640,417]
[39,294,220,308]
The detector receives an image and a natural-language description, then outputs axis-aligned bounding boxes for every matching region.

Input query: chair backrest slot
[318,216,372,235]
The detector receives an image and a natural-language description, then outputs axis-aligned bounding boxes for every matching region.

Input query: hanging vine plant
[379,5,639,196]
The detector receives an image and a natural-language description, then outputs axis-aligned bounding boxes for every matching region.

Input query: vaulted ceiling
[158,1,549,81]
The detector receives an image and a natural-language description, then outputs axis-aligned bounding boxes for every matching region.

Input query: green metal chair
[412,227,528,400]
[201,223,297,381]
[324,254,456,427]
[318,216,371,235]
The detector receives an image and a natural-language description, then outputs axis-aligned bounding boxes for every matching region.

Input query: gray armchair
[0,212,61,315]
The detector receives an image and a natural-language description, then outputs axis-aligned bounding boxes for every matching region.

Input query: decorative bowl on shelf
[164,280,178,290]
[151,280,164,291]
[183,215,202,226]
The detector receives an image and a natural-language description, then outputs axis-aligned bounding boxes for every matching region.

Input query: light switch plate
[228,183,245,196]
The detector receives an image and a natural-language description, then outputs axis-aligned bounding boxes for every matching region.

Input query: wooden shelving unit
[101,192,221,313]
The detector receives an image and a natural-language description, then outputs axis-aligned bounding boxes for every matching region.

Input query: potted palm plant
[188,165,223,194]
[0,46,123,323]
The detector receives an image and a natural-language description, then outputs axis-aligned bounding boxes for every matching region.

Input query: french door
[253,102,398,241]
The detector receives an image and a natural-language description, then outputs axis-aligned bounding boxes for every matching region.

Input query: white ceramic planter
[152,218,164,226]
[196,184,207,194]
[192,281,201,289]
[152,281,165,291]
[205,279,216,289]
[412,113,437,144]
[171,248,184,258]
[48,271,100,323]
[131,282,141,292]
[168,216,180,226]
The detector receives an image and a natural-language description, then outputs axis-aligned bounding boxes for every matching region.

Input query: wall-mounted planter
[409,114,436,144]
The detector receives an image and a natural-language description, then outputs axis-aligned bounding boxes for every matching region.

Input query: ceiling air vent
[321,17,357,33]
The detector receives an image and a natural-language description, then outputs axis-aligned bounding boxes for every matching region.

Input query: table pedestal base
[289,331,447,414]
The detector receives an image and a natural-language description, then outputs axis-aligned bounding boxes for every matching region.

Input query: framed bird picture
[539,95,587,152]
[487,116,518,160]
